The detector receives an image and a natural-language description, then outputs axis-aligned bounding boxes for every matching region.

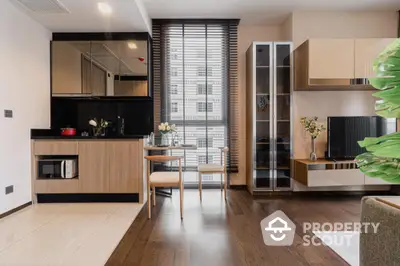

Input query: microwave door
[61,160,66,178]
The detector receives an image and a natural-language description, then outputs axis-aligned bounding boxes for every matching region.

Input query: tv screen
[327,116,396,160]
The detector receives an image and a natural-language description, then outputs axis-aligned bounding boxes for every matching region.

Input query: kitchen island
[31,137,148,203]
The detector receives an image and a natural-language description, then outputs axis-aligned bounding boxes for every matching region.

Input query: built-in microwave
[38,159,78,179]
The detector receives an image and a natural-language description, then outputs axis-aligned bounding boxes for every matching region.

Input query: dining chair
[198,147,229,201]
[145,155,183,219]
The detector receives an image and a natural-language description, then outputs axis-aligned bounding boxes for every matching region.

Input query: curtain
[152,19,239,184]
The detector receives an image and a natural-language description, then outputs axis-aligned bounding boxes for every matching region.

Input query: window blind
[152,19,239,182]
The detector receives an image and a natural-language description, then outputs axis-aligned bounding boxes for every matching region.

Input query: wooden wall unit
[294,159,395,187]
[32,139,146,201]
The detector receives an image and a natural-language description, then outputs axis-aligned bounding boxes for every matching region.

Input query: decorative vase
[310,137,317,161]
[161,133,169,146]
[92,127,106,137]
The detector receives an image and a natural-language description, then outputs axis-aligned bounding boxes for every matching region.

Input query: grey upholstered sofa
[360,197,400,266]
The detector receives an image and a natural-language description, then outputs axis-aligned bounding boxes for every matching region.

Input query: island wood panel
[108,141,140,193]
[79,141,109,193]
[35,179,79,193]
[34,140,78,155]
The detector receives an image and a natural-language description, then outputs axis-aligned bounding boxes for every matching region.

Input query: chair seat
[198,164,224,172]
[150,172,180,184]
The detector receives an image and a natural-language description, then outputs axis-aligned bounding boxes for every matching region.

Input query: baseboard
[230,185,247,190]
[37,193,139,203]
[252,190,396,198]
[0,202,32,220]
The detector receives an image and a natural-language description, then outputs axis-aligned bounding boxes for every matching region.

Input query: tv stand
[293,159,392,187]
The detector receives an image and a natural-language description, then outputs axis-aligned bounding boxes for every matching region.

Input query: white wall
[0,1,51,215]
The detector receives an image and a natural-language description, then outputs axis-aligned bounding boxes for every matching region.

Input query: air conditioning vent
[12,0,70,14]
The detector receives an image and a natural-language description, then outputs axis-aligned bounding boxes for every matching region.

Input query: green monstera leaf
[356,39,400,182]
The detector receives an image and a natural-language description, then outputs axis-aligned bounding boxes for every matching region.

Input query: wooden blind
[152,19,239,172]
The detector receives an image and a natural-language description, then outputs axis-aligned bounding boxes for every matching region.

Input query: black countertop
[31,129,147,140]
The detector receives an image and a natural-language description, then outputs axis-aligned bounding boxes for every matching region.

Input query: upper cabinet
[308,39,355,79]
[51,38,150,97]
[294,38,397,91]
[354,38,395,79]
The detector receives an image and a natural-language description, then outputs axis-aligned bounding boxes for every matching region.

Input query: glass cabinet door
[255,44,272,188]
[274,43,292,189]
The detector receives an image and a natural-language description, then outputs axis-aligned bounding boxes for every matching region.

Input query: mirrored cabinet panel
[52,39,149,97]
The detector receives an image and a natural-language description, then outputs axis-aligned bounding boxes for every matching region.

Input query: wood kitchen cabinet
[79,141,109,193]
[355,38,396,78]
[108,141,140,193]
[308,39,355,79]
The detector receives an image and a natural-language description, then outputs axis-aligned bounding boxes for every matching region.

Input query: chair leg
[220,173,223,191]
[147,185,151,219]
[152,186,156,207]
[198,172,202,202]
[180,184,183,219]
[224,172,227,201]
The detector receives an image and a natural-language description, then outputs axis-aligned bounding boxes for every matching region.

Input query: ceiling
[143,0,400,25]
[10,0,400,31]
[10,0,151,32]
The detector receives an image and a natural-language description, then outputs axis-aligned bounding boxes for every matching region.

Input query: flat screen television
[327,116,396,160]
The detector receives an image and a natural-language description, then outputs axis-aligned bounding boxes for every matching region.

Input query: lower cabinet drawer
[34,141,78,155]
[308,169,365,187]
[35,179,79,193]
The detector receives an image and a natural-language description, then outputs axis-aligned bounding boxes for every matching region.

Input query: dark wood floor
[106,189,361,266]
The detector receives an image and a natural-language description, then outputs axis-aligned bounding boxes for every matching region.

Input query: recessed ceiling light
[127,42,137,49]
[98,2,112,15]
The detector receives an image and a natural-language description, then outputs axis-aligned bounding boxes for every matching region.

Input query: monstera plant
[356,39,400,183]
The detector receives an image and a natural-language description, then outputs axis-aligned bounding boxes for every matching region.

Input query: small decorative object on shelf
[158,122,177,146]
[300,117,326,161]
[89,118,110,137]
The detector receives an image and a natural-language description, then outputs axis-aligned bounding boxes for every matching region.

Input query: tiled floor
[0,202,143,266]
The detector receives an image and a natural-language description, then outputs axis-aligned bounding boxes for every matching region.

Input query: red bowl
[61,128,76,136]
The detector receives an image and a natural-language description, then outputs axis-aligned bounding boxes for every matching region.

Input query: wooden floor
[106,189,361,266]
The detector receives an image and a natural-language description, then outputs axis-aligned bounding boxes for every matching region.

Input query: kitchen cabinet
[355,38,396,78]
[108,141,140,193]
[51,39,150,97]
[308,39,355,79]
[79,141,109,193]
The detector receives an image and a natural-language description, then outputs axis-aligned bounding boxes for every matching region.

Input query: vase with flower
[89,118,110,137]
[300,117,326,161]
[158,122,177,146]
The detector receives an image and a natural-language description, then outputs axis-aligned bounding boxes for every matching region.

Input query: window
[171,68,178,76]
[171,84,178,94]
[197,102,213,112]
[171,54,179,60]
[198,155,214,164]
[197,138,213,148]
[197,67,212,77]
[153,20,239,184]
[171,102,178,113]
[197,84,213,95]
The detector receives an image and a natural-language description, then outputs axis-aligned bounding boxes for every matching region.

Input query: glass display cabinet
[246,42,293,192]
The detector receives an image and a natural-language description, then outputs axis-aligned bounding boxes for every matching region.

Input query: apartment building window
[171,102,178,113]
[197,84,213,95]
[153,19,239,184]
[197,102,213,112]
[197,138,213,148]
[197,66,212,77]
[198,155,214,164]
[171,84,178,94]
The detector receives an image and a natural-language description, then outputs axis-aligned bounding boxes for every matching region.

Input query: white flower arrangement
[158,122,177,134]
[89,118,110,136]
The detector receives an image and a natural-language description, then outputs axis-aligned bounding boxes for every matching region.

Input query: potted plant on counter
[356,39,400,183]
[300,117,326,161]
[89,118,110,137]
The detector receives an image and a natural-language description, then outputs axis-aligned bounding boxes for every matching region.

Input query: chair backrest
[218,147,229,169]
[144,155,182,163]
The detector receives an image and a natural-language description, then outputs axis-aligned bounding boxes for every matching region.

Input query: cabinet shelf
[256,120,269,122]
[37,177,79,180]
[256,66,270,68]
[256,142,270,145]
